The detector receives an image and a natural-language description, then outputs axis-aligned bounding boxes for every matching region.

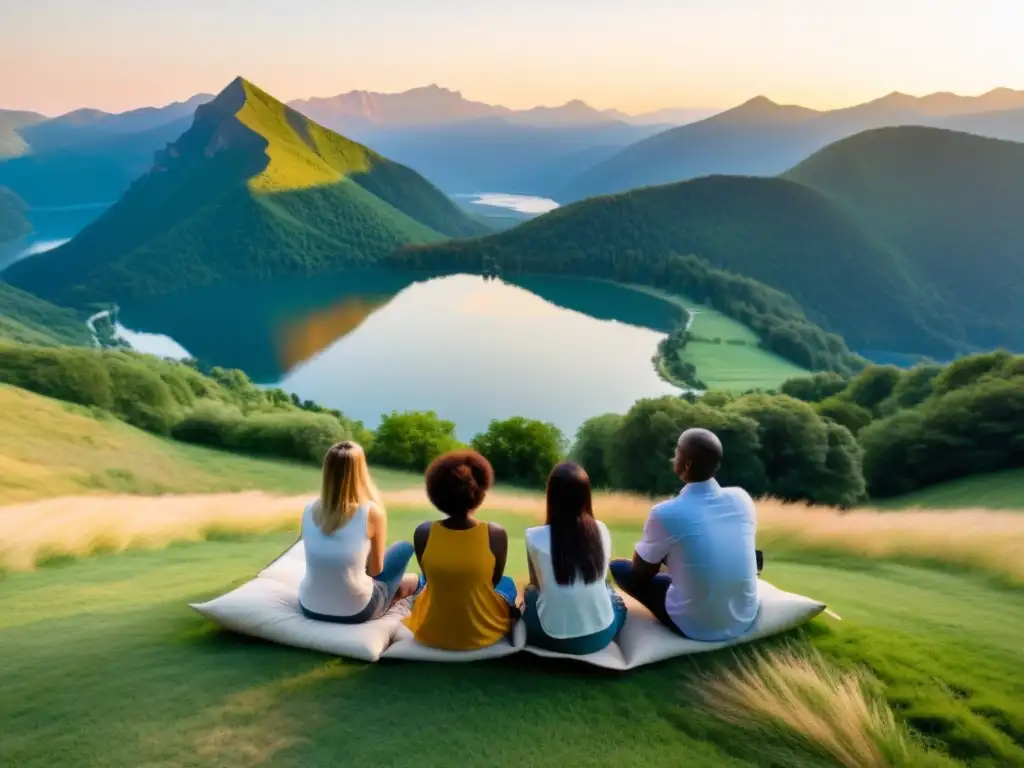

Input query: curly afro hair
[424,450,494,518]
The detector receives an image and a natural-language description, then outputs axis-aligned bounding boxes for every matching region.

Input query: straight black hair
[545,461,604,586]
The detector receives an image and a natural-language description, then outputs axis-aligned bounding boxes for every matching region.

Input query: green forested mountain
[5,78,487,305]
[0,186,30,243]
[785,126,1024,351]
[396,173,959,363]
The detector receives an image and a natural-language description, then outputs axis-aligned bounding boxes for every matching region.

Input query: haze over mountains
[399,125,1024,358]
[5,78,484,304]
[561,88,1024,200]
[4,84,1024,206]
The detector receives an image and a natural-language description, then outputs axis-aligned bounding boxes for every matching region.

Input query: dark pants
[522,585,627,655]
[609,558,686,636]
[300,541,415,624]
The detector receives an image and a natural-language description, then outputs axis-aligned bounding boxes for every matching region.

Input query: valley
[2,30,1024,768]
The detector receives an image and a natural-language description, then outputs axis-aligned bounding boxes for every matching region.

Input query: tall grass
[3,488,1023,583]
[688,646,951,767]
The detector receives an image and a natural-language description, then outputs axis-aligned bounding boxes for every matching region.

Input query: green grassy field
[871,468,1024,511]
[0,384,415,505]
[2,510,1021,767]
[628,285,810,392]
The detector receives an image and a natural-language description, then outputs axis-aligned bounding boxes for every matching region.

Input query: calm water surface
[0,203,108,270]
[451,192,559,215]
[118,271,683,438]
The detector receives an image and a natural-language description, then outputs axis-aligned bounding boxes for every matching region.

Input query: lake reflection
[118,271,684,438]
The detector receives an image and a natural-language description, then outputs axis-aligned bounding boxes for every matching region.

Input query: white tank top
[526,522,615,639]
[298,501,375,617]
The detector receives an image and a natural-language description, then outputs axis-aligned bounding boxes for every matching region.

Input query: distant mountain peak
[715,95,818,124]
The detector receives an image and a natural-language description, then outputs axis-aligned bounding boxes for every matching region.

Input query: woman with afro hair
[403,450,518,650]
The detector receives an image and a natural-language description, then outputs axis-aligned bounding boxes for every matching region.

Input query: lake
[451,193,559,216]
[117,271,684,439]
[0,203,108,270]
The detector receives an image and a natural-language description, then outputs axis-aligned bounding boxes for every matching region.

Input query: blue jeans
[522,586,627,655]
[300,541,415,624]
[609,558,686,636]
[415,573,519,607]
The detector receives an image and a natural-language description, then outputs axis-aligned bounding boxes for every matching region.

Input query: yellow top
[404,521,513,650]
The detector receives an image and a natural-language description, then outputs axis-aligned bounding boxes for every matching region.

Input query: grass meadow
[2,385,1023,766]
[2,506,1022,767]
[626,285,810,391]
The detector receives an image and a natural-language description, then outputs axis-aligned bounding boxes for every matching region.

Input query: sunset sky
[1,0,1021,116]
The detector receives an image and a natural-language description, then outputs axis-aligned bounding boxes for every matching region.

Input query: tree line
[1,340,1018,504]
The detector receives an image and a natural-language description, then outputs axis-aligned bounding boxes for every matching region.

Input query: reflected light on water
[276,296,390,371]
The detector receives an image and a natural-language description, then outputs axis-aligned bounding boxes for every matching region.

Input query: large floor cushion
[381,620,527,662]
[191,542,826,667]
[522,582,827,670]
[190,542,411,662]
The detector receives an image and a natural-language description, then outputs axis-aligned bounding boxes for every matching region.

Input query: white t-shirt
[635,479,759,642]
[298,502,375,617]
[525,521,615,639]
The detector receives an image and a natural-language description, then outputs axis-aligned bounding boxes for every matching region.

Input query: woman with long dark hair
[523,461,627,654]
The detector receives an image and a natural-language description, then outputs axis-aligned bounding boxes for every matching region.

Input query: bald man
[609,428,760,640]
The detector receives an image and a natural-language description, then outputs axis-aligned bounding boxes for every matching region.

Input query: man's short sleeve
[634,508,672,565]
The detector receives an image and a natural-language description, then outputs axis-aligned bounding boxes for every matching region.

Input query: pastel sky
[1,0,1021,116]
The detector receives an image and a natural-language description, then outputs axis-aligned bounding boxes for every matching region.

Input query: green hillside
[4,78,486,306]
[786,126,1024,352]
[395,174,961,365]
[0,284,91,347]
[0,186,31,243]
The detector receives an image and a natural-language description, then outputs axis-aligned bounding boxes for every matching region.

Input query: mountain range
[5,85,1024,207]
[396,125,1024,359]
[560,89,1024,200]
[4,78,485,305]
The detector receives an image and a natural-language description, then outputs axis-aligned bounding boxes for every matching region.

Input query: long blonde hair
[314,441,383,534]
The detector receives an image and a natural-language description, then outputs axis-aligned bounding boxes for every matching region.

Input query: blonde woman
[298,441,417,623]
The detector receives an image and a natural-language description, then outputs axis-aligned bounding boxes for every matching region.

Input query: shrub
[229,410,356,464]
[103,354,179,434]
[860,378,1024,497]
[471,416,568,488]
[609,396,767,496]
[844,365,903,412]
[931,350,1014,397]
[780,372,848,403]
[814,421,866,507]
[368,410,462,472]
[0,342,114,410]
[171,400,243,449]
[728,394,834,503]
[570,413,623,488]
[816,396,873,436]
[878,363,942,414]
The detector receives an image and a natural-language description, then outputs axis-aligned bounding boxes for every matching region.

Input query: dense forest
[4,79,485,306]
[786,126,1024,352]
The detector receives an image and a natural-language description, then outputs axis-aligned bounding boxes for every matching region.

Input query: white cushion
[521,581,827,670]
[381,619,527,662]
[192,543,825,667]
[189,542,411,662]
